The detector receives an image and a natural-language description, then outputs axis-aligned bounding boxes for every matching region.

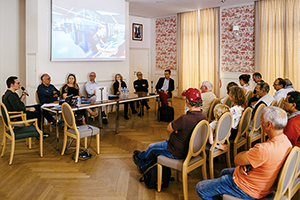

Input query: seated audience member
[61,73,98,120]
[251,82,275,115]
[3,76,49,138]
[239,74,251,95]
[208,104,230,150]
[221,82,238,104]
[132,88,206,173]
[85,72,108,124]
[133,71,150,116]
[284,78,295,93]
[200,81,217,116]
[113,73,137,120]
[196,106,292,200]
[283,91,300,146]
[228,86,247,140]
[248,72,264,106]
[37,73,60,127]
[155,69,174,106]
[273,78,288,102]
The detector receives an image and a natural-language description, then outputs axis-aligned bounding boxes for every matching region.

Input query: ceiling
[127,0,255,18]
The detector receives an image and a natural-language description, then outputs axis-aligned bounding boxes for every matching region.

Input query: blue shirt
[85,81,100,97]
[161,78,169,91]
[37,83,60,104]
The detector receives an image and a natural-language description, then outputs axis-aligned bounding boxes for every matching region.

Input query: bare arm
[167,122,174,133]
[234,151,251,166]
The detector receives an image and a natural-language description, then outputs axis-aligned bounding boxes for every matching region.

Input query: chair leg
[26,138,29,146]
[157,164,162,192]
[226,150,231,168]
[84,137,87,149]
[202,160,207,180]
[28,138,32,149]
[40,135,43,157]
[182,168,189,200]
[96,134,100,154]
[9,139,15,165]
[1,136,6,157]
[209,154,214,179]
[61,134,68,156]
[75,138,80,163]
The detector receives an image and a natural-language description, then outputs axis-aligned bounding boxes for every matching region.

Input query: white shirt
[161,78,169,91]
[241,84,251,95]
[273,88,288,102]
[253,94,275,108]
[201,92,217,116]
[230,105,244,129]
[285,87,295,94]
[85,81,100,97]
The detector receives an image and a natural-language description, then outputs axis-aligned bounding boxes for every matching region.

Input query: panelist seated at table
[113,73,137,120]
[85,71,108,124]
[61,73,98,120]
[37,73,61,127]
[155,69,174,106]
[2,76,49,138]
[133,71,150,116]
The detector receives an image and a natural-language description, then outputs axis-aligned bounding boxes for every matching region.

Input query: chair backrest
[246,91,253,103]
[215,112,233,143]
[235,107,252,143]
[35,90,40,104]
[278,97,285,109]
[187,120,209,158]
[253,103,266,130]
[223,96,232,107]
[0,103,10,129]
[207,98,221,122]
[270,100,277,106]
[274,146,300,200]
[61,102,76,129]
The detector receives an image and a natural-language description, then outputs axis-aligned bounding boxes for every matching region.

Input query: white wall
[24,0,130,105]
[0,0,25,98]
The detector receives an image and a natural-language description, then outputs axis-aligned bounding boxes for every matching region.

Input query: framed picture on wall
[132,23,143,41]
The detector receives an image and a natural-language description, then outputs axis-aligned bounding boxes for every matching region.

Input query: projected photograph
[51,0,125,61]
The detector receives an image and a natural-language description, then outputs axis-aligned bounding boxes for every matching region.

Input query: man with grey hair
[200,81,216,116]
[251,82,275,115]
[196,106,292,199]
[284,78,295,93]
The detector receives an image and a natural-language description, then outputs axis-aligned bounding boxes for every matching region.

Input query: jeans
[196,168,256,200]
[138,140,177,172]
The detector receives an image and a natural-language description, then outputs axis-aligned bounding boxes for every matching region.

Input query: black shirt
[133,79,148,92]
[2,90,26,112]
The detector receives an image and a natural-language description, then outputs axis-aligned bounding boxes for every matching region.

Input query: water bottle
[77,96,81,106]
[125,87,129,98]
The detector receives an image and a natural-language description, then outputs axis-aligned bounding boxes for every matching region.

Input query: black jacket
[155,77,174,97]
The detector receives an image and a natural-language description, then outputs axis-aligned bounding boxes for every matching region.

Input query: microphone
[21,86,29,96]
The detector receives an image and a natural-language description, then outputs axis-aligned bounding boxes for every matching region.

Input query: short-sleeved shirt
[230,105,244,129]
[284,112,300,147]
[85,81,100,97]
[201,92,217,116]
[233,134,292,199]
[168,111,207,158]
[62,84,79,98]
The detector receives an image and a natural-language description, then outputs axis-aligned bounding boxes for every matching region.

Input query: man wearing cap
[132,88,207,173]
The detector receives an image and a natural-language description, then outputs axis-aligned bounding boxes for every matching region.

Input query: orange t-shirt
[233,134,292,199]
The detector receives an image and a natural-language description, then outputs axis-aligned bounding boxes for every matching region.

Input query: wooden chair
[207,98,221,123]
[0,103,43,165]
[223,146,300,200]
[291,147,300,199]
[277,97,285,109]
[35,90,53,132]
[247,104,265,149]
[270,100,277,106]
[232,107,252,163]
[208,112,232,178]
[245,90,253,104]
[223,96,232,108]
[61,103,100,163]
[157,120,209,200]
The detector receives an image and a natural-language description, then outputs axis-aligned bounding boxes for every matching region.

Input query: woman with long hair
[113,73,137,120]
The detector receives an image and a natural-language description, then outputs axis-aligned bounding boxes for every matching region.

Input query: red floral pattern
[156,16,177,71]
[221,4,255,73]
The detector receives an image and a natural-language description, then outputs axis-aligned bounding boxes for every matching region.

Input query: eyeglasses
[90,75,95,77]
[45,77,51,80]
[164,73,169,75]
[137,74,143,76]
[15,82,20,85]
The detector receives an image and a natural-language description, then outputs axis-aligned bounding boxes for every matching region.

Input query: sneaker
[101,111,107,117]
[137,166,143,174]
[36,133,50,140]
[102,118,108,124]
[132,153,140,167]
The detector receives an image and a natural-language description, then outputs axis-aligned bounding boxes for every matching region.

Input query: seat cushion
[7,126,39,140]
[67,125,100,138]
[157,155,204,171]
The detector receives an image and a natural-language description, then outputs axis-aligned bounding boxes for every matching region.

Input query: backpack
[139,164,172,189]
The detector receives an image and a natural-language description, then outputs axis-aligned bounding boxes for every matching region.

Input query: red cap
[181,88,202,102]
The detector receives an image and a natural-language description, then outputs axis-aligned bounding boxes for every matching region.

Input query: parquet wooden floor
[0,98,228,200]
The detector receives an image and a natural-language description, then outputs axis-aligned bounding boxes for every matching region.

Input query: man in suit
[133,71,150,116]
[155,69,174,106]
